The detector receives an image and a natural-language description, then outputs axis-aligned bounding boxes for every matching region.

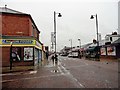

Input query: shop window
[34,48,39,65]
[34,48,39,60]
[12,47,21,61]
[39,50,42,61]
[24,47,33,61]
[107,46,116,56]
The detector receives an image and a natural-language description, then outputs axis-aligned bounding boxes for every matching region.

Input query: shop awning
[86,46,99,52]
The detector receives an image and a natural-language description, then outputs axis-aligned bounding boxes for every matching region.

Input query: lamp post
[78,39,81,58]
[90,14,100,60]
[69,39,72,53]
[54,11,62,60]
[10,41,13,70]
[90,14,99,46]
[78,39,81,49]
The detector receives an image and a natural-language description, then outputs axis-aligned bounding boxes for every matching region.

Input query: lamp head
[58,13,62,17]
[78,39,80,41]
[69,39,72,41]
[90,15,94,19]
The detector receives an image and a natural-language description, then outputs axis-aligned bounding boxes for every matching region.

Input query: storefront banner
[107,46,116,56]
[0,39,2,45]
[1,39,42,50]
[0,39,2,47]
[100,47,106,55]
[24,48,33,61]
[2,39,35,45]
[36,41,42,49]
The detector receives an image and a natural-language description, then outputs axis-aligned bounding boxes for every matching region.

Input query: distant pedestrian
[55,54,58,65]
[46,52,49,60]
[51,55,54,65]
[78,50,81,59]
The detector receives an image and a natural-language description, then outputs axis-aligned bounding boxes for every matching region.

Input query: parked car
[68,50,79,58]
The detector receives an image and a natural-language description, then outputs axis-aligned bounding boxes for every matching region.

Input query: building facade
[0,7,43,69]
[100,33,120,59]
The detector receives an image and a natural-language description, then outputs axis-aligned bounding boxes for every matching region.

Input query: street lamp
[78,39,81,49]
[69,39,72,52]
[10,41,13,70]
[54,11,62,60]
[90,14,99,46]
[90,14,100,60]
[78,39,81,58]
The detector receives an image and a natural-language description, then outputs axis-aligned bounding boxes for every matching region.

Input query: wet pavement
[1,56,118,88]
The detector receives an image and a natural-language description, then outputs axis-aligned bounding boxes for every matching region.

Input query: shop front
[100,45,119,59]
[85,46,100,59]
[1,38,42,67]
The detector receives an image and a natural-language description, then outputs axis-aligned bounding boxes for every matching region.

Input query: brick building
[0,7,43,69]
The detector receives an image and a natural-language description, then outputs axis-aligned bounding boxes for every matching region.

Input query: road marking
[59,62,69,74]
[64,58,66,60]
[58,66,64,75]
[85,63,88,65]
[66,65,88,68]
[59,62,85,88]
[73,78,85,88]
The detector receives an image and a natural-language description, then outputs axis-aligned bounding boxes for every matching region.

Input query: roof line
[0,7,27,14]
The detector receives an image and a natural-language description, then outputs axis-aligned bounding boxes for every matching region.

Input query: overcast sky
[0,0,118,51]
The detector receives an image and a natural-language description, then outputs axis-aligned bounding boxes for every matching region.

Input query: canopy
[86,46,99,52]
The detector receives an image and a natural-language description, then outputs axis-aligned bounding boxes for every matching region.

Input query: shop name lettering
[2,40,34,44]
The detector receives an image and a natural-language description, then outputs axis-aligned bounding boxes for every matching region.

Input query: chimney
[5,5,7,12]
[5,5,7,8]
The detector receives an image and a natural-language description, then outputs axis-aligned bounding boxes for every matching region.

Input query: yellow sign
[0,39,42,50]
[0,39,2,45]
[1,39,35,45]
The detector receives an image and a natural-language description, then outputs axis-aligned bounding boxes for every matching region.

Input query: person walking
[78,50,81,59]
[55,54,58,65]
[51,54,54,65]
